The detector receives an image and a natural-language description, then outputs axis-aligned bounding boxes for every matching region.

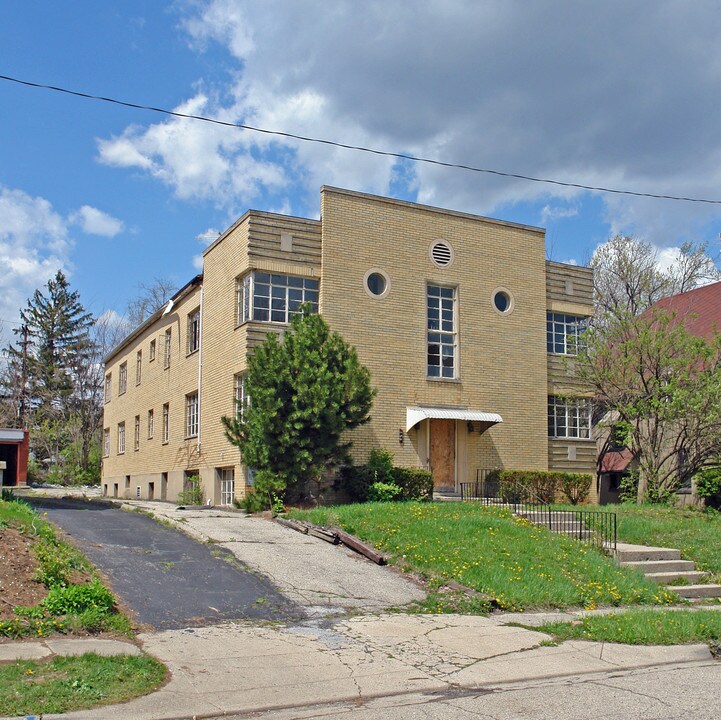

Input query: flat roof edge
[320,186,546,235]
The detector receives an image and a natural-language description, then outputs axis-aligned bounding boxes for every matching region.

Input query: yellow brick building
[102,187,595,504]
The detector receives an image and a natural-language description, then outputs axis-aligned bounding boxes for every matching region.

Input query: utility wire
[2,73,721,205]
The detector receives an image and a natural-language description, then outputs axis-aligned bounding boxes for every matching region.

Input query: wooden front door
[429,419,456,491]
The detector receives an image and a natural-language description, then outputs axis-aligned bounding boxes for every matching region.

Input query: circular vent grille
[430,240,454,267]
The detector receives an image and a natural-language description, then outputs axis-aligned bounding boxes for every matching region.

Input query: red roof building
[650,280,721,341]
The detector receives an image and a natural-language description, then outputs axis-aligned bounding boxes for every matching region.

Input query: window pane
[255,272,270,283]
[287,276,303,288]
[440,287,453,298]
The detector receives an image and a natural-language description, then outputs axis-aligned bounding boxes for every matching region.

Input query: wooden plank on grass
[331,527,388,565]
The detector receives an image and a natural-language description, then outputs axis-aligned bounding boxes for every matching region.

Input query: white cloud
[540,205,579,225]
[70,205,124,237]
[0,187,73,344]
[196,228,221,245]
[93,1,721,244]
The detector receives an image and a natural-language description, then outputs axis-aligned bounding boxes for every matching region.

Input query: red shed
[0,429,29,488]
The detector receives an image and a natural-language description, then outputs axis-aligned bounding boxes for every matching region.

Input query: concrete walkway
[3,613,711,720]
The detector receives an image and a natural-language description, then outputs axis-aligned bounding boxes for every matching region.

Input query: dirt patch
[0,527,48,619]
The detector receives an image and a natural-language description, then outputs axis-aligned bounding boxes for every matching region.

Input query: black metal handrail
[460,479,617,553]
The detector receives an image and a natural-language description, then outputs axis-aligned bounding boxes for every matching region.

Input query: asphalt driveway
[28,497,300,630]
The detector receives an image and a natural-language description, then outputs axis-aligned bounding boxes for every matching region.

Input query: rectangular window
[162,403,169,444]
[546,313,588,355]
[427,284,456,379]
[234,373,248,420]
[136,350,142,385]
[187,308,200,354]
[103,428,110,457]
[149,339,156,361]
[185,392,199,438]
[104,374,111,403]
[147,409,154,439]
[134,415,140,451]
[164,329,171,369]
[119,363,127,395]
[548,396,592,439]
[117,422,126,454]
[237,272,319,324]
[218,467,235,506]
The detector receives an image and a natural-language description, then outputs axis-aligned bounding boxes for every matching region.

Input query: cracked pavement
[28,499,720,720]
[125,500,426,615]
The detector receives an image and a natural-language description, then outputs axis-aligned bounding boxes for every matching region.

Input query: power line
[2,72,721,205]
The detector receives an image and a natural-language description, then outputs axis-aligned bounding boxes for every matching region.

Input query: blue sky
[2,1,721,344]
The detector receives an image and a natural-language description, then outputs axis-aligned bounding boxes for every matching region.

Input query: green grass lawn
[0,653,167,716]
[290,502,676,611]
[536,608,721,645]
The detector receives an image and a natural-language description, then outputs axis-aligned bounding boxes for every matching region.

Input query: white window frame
[237,271,319,325]
[149,339,156,362]
[218,467,235,506]
[103,428,110,457]
[136,350,142,385]
[187,308,200,355]
[427,284,457,379]
[185,392,199,438]
[162,403,169,444]
[104,374,111,403]
[234,373,248,420]
[134,415,140,451]
[164,329,172,369]
[119,362,127,395]
[147,409,154,439]
[548,396,592,439]
[547,313,587,356]
[117,422,126,454]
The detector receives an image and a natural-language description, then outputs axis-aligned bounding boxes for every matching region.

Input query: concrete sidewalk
[19,612,713,720]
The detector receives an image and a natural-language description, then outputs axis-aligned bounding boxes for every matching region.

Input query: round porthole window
[363,268,391,299]
[429,240,454,268]
[492,288,514,315]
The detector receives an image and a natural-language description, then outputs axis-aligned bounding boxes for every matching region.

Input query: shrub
[393,467,433,501]
[560,473,593,505]
[368,482,402,502]
[42,579,115,616]
[336,463,372,502]
[177,475,204,506]
[497,470,560,504]
[367,448,394,484]
[242,470,286,513]
[696,467,721,509]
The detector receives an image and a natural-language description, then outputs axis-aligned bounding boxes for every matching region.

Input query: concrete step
[621,559,696,574]
[646,571,707,584]
[435,493,462,502]
[665,584,721,599]
[615,543,681,563]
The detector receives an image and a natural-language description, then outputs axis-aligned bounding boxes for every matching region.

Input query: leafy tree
[1,272,99,482]
[591,236,719,318]
[577,309,721,502]
[222,310,375,503]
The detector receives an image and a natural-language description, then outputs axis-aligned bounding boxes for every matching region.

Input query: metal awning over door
[405,406,503,433]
